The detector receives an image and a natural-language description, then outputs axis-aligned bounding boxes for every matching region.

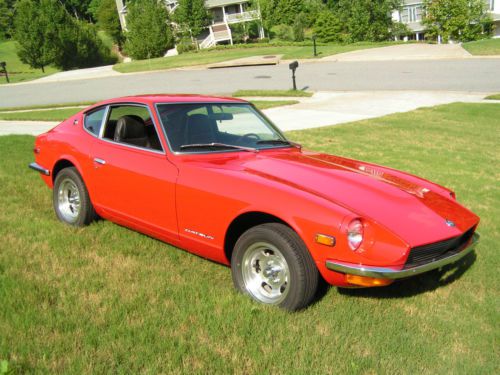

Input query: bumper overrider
[29,162,50,176]
[326,232,480,280]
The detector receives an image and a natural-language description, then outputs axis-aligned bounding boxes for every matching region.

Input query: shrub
[97,0,124,48]
[271,24,294,41]
[313,11,343,43]
[124,0,174,60]
[293,14,306,42]
[176,37,195,54]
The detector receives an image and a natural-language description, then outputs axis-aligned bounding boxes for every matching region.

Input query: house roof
[205,0,248,9]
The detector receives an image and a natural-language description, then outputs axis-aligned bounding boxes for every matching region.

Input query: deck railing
[225,10,260,24]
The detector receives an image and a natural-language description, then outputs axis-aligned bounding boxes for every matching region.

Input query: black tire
[53,167,97,227]
[231,223,319,311]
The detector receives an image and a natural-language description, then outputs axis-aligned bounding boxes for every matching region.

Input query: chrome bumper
[326,233,480,280]
[29,162,50,176]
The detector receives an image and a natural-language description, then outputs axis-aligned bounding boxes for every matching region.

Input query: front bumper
[326,232,480,280]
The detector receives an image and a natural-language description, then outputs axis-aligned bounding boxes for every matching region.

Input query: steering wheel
[236,133,261,144]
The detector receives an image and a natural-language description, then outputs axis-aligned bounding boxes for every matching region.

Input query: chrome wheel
[241,242,290,305]
[57,178,81,223]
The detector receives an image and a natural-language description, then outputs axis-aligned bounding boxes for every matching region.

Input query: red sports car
[29,94,480,310]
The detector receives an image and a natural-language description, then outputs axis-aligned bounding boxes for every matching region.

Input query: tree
[124,0,174,60]
[422,0,492,43]
[60,0,93,20]
[175,0,211,38]
[14,0,54,72]
[313,0,400,43]
[97,0,123,47]
[0,0,16,39]
[275,0,304,25]
[15,0,114,71]
[313,10,343,43]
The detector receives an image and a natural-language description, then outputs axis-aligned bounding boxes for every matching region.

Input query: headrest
[114,115,146,141]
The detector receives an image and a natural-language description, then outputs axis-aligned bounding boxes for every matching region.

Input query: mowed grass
[0,103,499,373]
[462,38,500,55]
[233,89,313,97]
[485,93,500,100]
[0,101,299,121]
[114,41,398,73]
[0,40,59,84]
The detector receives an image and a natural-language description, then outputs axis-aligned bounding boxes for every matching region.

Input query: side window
[84,107,106,136]
[102,105,163,151]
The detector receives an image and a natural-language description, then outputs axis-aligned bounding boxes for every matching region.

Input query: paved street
[1,91,495,136]
[1,59,500,108]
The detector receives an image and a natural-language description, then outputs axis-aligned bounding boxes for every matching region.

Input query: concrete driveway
[321,43,472,62]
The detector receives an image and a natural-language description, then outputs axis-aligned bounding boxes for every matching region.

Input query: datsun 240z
[29,95,480,311]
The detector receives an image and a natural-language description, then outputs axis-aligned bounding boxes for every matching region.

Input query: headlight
[347,219,364,251]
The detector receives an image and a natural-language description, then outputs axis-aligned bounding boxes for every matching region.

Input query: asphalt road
[1,59,500,108]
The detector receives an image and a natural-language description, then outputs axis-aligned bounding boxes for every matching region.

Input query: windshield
[155,103,290,153]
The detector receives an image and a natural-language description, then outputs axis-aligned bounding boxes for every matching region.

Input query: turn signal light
[315,234,336,247]
[346,274,393,287]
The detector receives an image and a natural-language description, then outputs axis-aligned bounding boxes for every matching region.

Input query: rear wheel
[53,167,96,226]
[231,223,319,311]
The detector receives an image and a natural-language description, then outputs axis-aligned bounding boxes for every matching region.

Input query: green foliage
[176,37,195,54]
[270,24,294,41]
[14,0,54,72]
[313,10,343,43]
[124,0,174,60]
[97,0,123,47]
[0,0,15,40]
[275,0,304,25]
[88,0,103,20]
[175,0,211,37]
[422,0,493,42]
[0,360,8,375]
[314,0,399,43]
[292,13,306,42]
[14,0,114,71]
[60,0,93,20]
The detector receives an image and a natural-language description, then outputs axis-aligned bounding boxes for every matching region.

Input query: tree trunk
[41,65,45,73]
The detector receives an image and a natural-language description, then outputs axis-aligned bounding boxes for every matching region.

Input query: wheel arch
[52,157,84,183]
[224,211,294,263]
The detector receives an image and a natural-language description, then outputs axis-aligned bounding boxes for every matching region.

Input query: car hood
[240,150,478,247]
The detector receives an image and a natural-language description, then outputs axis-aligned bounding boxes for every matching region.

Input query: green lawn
[114,41,399,73]
[462,38,500,55]
[0,103,498,373]
[234,89,313,97]
[0,101,298,121]
[0,40,60,84]
[485,93,500,100]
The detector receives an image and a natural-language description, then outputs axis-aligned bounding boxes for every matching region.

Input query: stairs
[199,23,232,49]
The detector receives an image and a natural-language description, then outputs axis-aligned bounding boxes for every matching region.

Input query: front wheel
[231,223,319,311]
[53,167,97,226]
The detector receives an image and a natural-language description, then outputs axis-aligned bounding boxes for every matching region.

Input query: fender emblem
[445,220,456,227]
[184,228,214,240]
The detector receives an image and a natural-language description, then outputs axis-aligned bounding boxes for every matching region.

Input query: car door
[87,103,179,242]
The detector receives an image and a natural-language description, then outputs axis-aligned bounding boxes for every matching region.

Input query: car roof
[94,94,247,107]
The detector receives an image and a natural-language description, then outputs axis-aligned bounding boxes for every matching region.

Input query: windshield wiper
[256,139,302,149]
[180,143,258,152]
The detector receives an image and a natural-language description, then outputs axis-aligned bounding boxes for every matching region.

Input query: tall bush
[423,0,492,42]
[15,0,114,71]
[124,0,174,59]
[97,0,124,47]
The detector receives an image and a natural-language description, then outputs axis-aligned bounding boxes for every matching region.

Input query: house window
[401,5,423,23]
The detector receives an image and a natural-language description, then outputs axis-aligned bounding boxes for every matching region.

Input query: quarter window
[84,107,106,136]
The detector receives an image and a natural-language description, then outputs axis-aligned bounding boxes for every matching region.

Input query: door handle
[93,158,106,165]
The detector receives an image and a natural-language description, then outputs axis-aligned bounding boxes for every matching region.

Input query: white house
[115,0,264,49]
[392,0,500,41]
